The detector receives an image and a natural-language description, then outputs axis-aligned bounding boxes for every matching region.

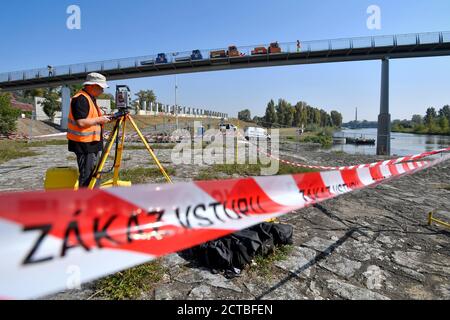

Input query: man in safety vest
[67,72,112,187]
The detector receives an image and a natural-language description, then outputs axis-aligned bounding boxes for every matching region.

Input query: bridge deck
[1,31,449,91]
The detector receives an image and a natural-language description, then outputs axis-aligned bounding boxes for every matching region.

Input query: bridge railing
[1,31,449,84]
[396,33,417,46]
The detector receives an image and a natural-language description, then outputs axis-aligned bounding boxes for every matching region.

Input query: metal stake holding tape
[428,210,450,229]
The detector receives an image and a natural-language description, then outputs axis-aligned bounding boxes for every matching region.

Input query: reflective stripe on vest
[67,129,101,137]
[67,90,102,143]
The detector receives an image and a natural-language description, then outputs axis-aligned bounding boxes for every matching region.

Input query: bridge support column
[377,58,391,156]
[60,85,71,130]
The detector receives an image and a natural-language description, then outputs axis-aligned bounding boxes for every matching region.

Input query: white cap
[83,72,109,89]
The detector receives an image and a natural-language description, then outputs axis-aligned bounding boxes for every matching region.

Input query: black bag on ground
[270,223,294,245]
[197,237,234,270]
[180,222,293,272]
[230,229,262,269]
[249,222,275,256]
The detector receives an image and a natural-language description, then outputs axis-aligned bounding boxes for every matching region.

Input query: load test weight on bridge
[87,85,172,189]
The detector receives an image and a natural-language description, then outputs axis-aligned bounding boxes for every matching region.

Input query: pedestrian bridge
[1,31,449,156]
[1,31,449,91]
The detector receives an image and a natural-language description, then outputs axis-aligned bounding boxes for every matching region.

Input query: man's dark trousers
[75,152,100,187]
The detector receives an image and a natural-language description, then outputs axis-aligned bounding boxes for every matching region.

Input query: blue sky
[0,0,449,121]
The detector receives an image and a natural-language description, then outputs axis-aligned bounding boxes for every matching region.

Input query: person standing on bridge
[67,72,112,187]
[47,65,54,77]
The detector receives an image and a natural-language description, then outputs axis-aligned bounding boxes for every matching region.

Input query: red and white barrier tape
[236,130,450,170]
[1,153,449,299]
[256,145,450,170]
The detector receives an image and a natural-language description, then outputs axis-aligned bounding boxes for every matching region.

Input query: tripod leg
[112,120,127,186]
[88,118,123,189]
[127,115,173,183]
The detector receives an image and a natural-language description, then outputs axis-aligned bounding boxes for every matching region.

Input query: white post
[175,75,178,129]
[142,100,147,113]
[60,85,71,130]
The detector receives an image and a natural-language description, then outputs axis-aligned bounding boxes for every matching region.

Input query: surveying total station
[88,85,173,189]
[44,85,172,191]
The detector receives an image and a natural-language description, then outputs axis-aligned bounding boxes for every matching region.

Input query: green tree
[42,89,61,121]
[424,107,437,128]
[411,114,423,126]
[313,109,321,126]
[69,84,84,96]
[439,105,450,122]
[19,88,46,103]
[392,120,403,132]
[0,92,20,134]
[238,109,251,122]
[293,102,304,127]
[132,100,140,113]
[135,90,157,109]
[330,111,343,127]
[306,105,315,125]
[439,116,449,133]
[276,99,294,126]
[264,99,277,127]
[319,109,329,127]
[299,102,308,127]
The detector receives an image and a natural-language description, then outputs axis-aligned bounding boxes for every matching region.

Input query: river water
[330,128,450,156]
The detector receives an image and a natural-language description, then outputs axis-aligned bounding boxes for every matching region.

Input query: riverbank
[332,128,450,156]
[1,140,448,300]
[392,128,450,137]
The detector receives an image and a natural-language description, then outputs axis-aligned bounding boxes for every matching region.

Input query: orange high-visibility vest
[67,90,102,143]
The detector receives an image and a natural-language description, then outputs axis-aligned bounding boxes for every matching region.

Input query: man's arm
[76,116,110,128]
[72,96,111,128]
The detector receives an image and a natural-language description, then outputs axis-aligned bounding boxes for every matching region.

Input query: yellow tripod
[88,110,172,189]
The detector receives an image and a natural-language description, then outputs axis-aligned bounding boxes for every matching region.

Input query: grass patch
[124,142,210,151]
[26,139,67,147]
[301,134,332,148]
[210,163,262,176]
[124,143,176,150]
[151,143,176,150]
[194,162,317,181]
[194,170,223,181]
[299,127,333,148]
[277,163,318,175]
[103,166,176,185]
[94,261,166,300]
[250,245,293,278]
[0,140,40,164]
[0,139,69,164]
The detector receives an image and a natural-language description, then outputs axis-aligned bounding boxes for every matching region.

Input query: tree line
[0,92,20,134]
[392,105,450,135]
[238,99,343,128]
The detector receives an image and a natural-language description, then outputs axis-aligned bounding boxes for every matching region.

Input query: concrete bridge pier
[377,58,391,156]
[60,85,71,130]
